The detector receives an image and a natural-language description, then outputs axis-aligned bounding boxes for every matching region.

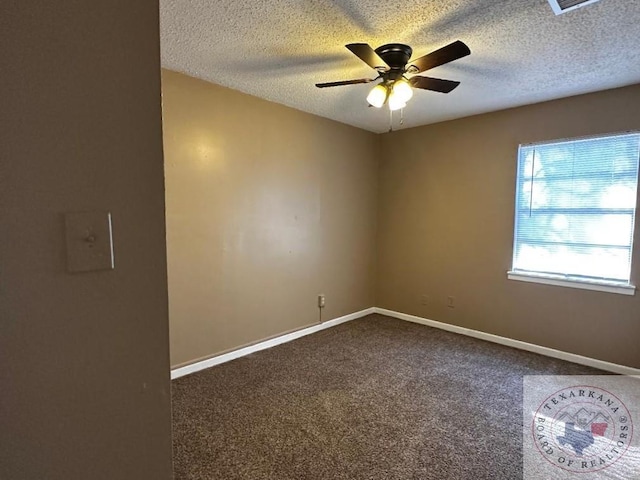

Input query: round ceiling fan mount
[374,43,413,71]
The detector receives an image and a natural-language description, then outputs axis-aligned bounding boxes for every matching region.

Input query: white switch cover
[65,211,115,273]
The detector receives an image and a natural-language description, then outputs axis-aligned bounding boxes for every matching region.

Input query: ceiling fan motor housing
[374,44,413,70]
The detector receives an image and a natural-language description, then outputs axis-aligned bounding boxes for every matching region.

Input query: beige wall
[377,84,640,368]
[0,2,173,479]
[162,70,378,367]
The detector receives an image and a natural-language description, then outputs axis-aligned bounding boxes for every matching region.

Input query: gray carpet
[171,314,601,479]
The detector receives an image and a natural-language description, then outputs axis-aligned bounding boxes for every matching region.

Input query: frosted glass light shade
[388,94,406,111]
[392,79,413,103]
[366,84,387,108]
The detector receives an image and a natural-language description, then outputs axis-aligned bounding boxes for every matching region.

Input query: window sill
[507,271,636,296]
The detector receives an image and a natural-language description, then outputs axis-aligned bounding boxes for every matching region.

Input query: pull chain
[387,108,405,132]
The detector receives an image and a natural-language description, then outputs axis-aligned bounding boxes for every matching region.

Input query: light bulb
[366,84,387,108]
[392,78,413,103]
[388,94,406,111]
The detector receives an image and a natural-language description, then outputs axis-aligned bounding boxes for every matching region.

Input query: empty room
[3,0,640,479]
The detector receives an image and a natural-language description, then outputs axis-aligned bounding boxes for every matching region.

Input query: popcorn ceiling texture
[161,0,640,133]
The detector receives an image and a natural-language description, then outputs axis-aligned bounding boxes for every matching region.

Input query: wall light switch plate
[65,211,115,273]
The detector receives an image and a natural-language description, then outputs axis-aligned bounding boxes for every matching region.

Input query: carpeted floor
[171,314,601,479]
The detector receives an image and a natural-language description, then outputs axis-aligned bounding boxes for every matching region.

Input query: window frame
[507,131,639,296]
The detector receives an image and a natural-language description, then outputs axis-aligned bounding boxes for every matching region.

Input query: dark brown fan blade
[315,78,374,88]
[409,76,461,93]
[345,43,389,70]
[408,40,470,74]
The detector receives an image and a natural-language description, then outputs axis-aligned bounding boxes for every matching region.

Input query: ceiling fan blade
[409,76,461,93]
[315,78,375,88]
[408,40,470,74]
[345,43,389,70]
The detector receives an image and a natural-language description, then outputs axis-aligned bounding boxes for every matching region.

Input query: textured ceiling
[160,0,640,133]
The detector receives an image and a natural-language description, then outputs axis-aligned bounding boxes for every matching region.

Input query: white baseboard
[171,307,376,379]
[374,307,640,376]
[171,306,640,379]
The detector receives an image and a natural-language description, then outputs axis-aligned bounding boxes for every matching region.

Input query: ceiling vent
[548,0,602,15]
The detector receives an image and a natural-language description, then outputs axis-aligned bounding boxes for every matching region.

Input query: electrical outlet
[420,295,429,306]
[447,296,455,308]
[318,294,325,308]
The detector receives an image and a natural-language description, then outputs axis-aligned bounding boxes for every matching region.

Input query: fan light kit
[367,78,413,110]
[316,41,471,112]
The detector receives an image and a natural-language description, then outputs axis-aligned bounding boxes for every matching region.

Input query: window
[508,132,640,295]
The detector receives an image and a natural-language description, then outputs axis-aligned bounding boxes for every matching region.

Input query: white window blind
[511,132,640,285]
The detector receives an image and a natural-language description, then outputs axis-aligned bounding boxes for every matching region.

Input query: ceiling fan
[316,41,471,111]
